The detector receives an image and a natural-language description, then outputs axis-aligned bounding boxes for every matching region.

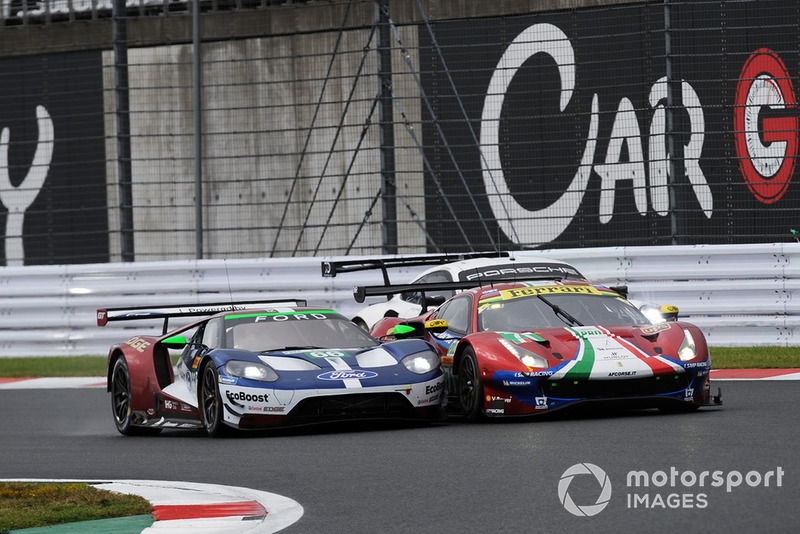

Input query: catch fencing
[1,243,799,357]
[1,1,800,265]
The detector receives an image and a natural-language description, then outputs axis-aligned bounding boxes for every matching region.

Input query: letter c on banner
[480,23,598,246]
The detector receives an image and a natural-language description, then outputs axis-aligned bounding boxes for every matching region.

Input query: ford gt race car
[97,300,444,436]
[359,279,722,420]
[322,251,587,330]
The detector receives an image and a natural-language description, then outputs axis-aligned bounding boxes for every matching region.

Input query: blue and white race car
[98,300,444,436]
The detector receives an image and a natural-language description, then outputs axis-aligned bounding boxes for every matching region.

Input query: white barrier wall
[1,244,799,357]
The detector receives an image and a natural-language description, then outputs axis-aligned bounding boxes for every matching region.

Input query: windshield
[477,292,647,332]
[221,311,379,352]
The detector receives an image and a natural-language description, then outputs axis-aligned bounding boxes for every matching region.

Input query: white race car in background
[322,252,589,330]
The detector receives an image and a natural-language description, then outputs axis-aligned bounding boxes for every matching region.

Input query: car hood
[252,338,434,371]
[482,323,700,380]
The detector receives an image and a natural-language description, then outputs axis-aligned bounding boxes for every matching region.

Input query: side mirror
[660,304,679,321]
[390,321,425,339]
[425,319,448,334]
[383,319,450,341]
[161,335,188,349]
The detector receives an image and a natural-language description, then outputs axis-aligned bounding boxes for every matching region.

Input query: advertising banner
[0,51,107,265]
[419,2,800,249]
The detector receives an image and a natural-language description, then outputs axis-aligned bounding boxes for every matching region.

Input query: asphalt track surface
[1,381,798,534]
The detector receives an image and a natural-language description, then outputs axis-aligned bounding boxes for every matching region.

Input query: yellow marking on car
[500,285,603,300]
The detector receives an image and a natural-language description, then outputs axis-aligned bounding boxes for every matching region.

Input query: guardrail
[1,243,798,356]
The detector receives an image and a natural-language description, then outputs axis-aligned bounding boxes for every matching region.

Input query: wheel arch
[106,348,125,392]
[451,340,475,376]
[196,355,219,405]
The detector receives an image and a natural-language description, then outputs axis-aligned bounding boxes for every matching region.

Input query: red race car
[358,278,722,420]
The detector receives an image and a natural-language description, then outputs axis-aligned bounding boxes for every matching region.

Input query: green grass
[0,348,798,379]
[710,346,800,369]
[0,482,151,532]
[0,357,108,378]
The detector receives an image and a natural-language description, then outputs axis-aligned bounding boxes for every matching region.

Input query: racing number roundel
[734,49,799,204]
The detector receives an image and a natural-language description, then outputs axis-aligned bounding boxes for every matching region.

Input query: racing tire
[352,317,369,332]
[200,363,232,437]
[458,348,485,422]
[110,357,161,436]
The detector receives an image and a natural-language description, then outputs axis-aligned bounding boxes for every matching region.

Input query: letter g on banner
[480,23,599,246]
[558,462,612,517]
[734,48,798,204]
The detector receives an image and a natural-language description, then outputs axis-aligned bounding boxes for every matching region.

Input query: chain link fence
[1,0,799,265]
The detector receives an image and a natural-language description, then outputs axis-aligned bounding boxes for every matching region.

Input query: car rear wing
[321,251,509,284]
[352,276,570,311]
[97,299,308,334]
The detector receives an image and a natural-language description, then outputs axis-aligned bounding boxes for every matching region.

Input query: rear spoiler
[97,299,307,334]
[353,276,568,312]
[321,251,509,285]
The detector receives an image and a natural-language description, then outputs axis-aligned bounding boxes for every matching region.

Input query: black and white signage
[419,3,800,249]
[0,51,107,265]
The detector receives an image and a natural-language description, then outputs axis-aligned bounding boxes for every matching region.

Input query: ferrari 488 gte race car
[97,300,444,436]
[359,279,722,420]
[322,251,588,330]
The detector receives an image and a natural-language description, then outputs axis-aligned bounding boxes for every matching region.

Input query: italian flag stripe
[562,337,595,380]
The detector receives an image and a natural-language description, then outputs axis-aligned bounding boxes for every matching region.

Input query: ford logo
[318,370,378,381]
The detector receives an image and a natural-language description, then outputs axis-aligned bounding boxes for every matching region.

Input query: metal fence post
[193,0,204,259]
[665,0,686,245]
[113,0,135,261]
[377,0,398,254]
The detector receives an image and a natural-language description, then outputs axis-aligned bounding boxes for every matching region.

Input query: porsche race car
[358,279,722,420]
[322,251,587,330]
[98,300,444,436]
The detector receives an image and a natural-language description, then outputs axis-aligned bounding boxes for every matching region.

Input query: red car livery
[361,279,722,420]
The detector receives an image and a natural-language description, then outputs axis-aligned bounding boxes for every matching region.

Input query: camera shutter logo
[558,463,612,516]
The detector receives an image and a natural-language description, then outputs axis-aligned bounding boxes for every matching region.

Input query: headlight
[224,360,279,382]
[677,329,697,361]
[400,351,440,374]
[498,338,548,369]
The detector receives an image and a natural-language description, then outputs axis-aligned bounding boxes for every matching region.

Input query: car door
[176,319,218,393]
[427,294,473,356]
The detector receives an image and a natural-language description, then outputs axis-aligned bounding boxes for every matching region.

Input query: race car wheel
[110,357,160,436]
[200,363,230,437]
[458,348,485,422]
